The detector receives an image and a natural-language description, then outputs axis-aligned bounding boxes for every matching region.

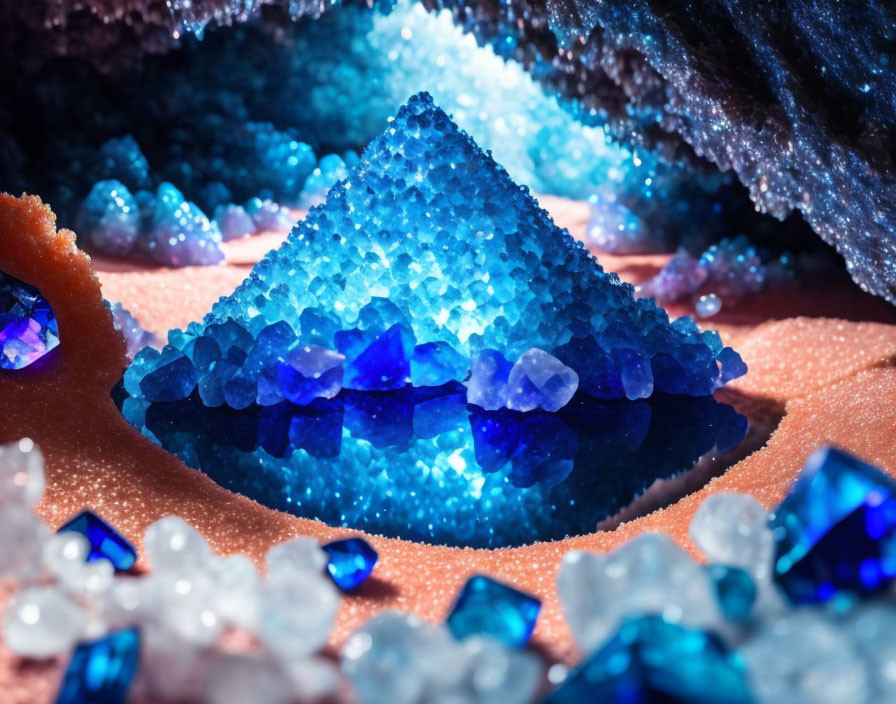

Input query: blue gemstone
[771,446,896,604]
[545,616,753,704]
[58,510,137,571]
[446,574,540,648]
[337,323,414,391]
[323,537,378,590]
[0,270,60,370]
[55,628,140,704]
[708,565,757,623]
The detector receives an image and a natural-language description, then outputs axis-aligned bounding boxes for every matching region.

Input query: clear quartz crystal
[265,536,327,580]
[0,504,50,581]
[689,493,774,578]
[144,515,213,574]
[2,586,85,658]
[557,533,721,653]
[0,438,45,508]
[260,570,340,661]
[505,348,579,412]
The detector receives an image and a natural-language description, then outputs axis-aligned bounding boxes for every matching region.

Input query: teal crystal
[545,615,754,703]
[446,574,541,648]
[118,93,747,547]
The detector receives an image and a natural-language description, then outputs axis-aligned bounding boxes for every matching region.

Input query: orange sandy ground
[1,193,895,701]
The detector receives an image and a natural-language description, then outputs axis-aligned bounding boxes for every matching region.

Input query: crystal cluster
[107,301,158,360]
[637,236,842,316]
[556,446,896,703]
[0,269,60,370]
[118,93,746,547]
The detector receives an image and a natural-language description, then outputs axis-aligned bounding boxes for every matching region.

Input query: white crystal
[42,531,89,578]
[144,515,212,574]
[203,652,295,704]
[2,586,84,658]
[260,570,340,661]
[463,636,541,704]
[0,438,45,508]
[741,610,871,704]
[0,504,50,581]
[557,533,721,653]
[342,610,454,704]
[846,604,896,700]
[689,493,774,578]
[695,293,722,318]
[103,576,156,630]
[265,536,327,581]
[505,348,578,412]
[153,569,222,646]
[133,623,209,702]
[282,657,341,701]
[465,351,511,411]
[208,554,260,631]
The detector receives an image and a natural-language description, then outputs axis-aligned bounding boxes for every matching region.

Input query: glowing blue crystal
[58,510,137,571]
[55,628,139,704]
[0,270,60,370]
[446,575,540,649]
[214,204,256,241]
[770,446,896,604]
[322,537,378,591]
[140,183,224,267]
[545,616,753,703]
[94,136,152,193]
[76,181,141,257]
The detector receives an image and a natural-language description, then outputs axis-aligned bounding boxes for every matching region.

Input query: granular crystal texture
[118,94,747,547]
[446,575,541,649]
[0,269,60,370]
[770,446,896,604]
[322,537,378,591]
[55,628,140,704]
[58,510,138,572]
[544,615,753,704]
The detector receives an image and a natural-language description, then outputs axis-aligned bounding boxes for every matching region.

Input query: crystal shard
[446,575,541,649]
[322,537,378,591]
[0,269,60,370]
[544,615,753,704]
[58,510,137,572]
[55,628,140,704]
[770,446,896,604]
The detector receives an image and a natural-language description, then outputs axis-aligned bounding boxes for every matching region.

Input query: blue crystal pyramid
[55,628,140,704]
[446,574,541,648]
[58,510,138,571]
[0,270,60,370]
[118,93,748,547]
[544,616,753,704]
[323,537,379,591]
[770,446,896,604]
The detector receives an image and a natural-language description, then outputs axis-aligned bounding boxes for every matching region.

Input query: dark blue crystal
[322,537,378,591]
[446,574,540,648]
[55,628,140,704]
[771,446,896,604]
[545,616,753,704]
[0,270,60,370]
[58,510,137,571]
[708,565,756,623]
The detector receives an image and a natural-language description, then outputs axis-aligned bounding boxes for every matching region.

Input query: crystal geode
[118,94,747,546]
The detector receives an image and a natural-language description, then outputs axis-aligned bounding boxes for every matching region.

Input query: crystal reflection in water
[132,382,746,547]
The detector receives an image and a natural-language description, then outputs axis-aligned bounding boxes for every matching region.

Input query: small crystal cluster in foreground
[0,269,60,370]
[119,93,746,546]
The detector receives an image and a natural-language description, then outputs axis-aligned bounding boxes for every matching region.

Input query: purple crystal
[0,271,60,370]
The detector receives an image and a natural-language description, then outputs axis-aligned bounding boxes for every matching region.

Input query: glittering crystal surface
[770,446,896,604]
[0,270,60,370]
[115,94,747,546]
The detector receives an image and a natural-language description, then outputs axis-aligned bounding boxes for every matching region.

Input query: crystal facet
[0,270,60,370]
[544,615,753,704]
[58,510,137,572]
[322,537,378,591]
[55,628,140,704]
[770,446,896,604]
[446,575,541,649]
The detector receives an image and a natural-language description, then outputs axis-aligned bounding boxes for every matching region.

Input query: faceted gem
[446,574,540,649]
[771,446,896,604]
[708,564,757,623]
[55,628,140,704]
[58,510,137,571]
[336,323,414,391]
[277,345,345,405]
[322,537,378,591]
[505,348,579,412]
[139,347,197,402]
[544,615,753,704]
[0,269,60,370]
[410,341,469,387]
